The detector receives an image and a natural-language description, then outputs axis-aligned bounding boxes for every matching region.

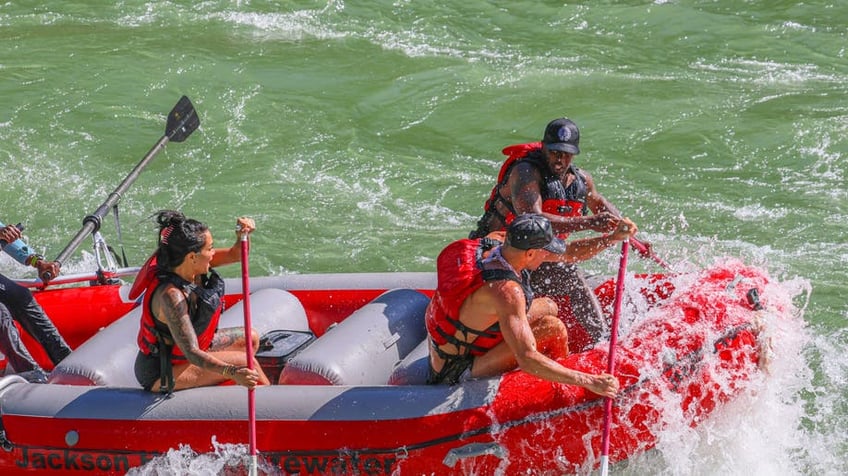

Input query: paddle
[44,96,200,281]
[629,236,669,269]
[600,240,629,476]
[239,229,258,476]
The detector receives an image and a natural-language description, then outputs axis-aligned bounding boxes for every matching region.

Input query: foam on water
[127,437,277,476]
[586,260,817,476]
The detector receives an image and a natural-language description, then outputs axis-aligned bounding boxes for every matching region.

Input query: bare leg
[471,315,569,378]
[528,296,558,323]
[531,262,607,343]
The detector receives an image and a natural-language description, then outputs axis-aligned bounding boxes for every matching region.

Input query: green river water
[1,2,845,474]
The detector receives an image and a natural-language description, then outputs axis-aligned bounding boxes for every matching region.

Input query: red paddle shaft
[240,234,258,474]
[600,240,629,475]
[630,237,669,269]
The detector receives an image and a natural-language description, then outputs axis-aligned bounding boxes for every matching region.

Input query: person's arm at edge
[1,223,59,282]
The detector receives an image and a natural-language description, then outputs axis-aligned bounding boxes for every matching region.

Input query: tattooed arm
[153,285,233,376]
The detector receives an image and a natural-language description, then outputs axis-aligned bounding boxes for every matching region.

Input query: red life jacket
[136,258,225,364]
[425,238,532,356]
[470,143,588,238]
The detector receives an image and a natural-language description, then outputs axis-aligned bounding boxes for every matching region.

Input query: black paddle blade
[166,95,200,143]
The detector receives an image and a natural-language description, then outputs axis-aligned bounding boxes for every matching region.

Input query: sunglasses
[547,149,574,160]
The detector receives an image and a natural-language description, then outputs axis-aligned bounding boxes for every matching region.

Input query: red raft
[0,260,781,475]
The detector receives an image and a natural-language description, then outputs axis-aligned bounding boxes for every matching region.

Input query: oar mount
[43,96,200,283]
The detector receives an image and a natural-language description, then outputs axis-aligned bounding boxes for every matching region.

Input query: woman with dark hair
[133,210,270,393]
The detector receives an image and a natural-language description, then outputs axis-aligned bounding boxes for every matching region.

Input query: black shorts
[134,351,161,391]
[426,353,474,386]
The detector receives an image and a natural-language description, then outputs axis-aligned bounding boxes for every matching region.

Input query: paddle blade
[166,96,200,142]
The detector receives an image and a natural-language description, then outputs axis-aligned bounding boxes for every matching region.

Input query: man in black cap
[469,118,638,347]
[425,213,636,392]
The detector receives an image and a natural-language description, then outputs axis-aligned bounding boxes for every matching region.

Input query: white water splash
[610,266,820,476]
[127,436,278,476]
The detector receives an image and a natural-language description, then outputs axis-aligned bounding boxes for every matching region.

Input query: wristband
[26,254,44,268]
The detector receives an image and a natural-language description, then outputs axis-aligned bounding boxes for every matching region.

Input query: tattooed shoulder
[153,285,189,324]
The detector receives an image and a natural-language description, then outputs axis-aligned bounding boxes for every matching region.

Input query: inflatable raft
[0,260,782,475]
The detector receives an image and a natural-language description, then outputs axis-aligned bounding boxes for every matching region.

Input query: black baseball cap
[506,214,567,254]
[542,118,580,155]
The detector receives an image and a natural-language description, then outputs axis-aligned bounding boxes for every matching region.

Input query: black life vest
[471,142,588,238]
[137,266,225,363]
